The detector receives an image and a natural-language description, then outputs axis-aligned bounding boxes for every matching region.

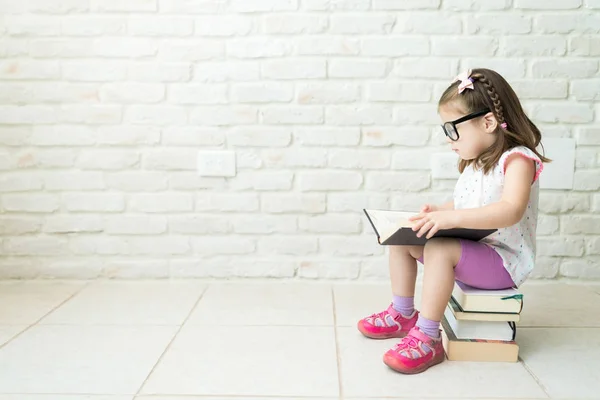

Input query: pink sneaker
[357,304,418,339]
[383,326,445,374]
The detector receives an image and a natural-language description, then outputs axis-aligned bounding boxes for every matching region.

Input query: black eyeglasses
[441,109,490,141]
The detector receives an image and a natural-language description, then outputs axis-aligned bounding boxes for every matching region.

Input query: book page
[365,209,416,240]
[455,281,520,296]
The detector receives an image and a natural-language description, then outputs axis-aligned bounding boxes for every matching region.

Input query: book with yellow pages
[363,209,497,246]
[452,281,523,314]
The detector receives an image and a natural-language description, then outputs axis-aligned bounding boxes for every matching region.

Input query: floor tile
[0,397,132,400]
[141,325,339,397]
[0,325,177,394]
[337,327,547,399]
[333,283,423,327]
[519,328,600,399]
[0,281,85,324]
[187,282,333,326]
[43,281,205,325]
[136,398,335,400]
[0,326,27,346]
[519,282,600,327]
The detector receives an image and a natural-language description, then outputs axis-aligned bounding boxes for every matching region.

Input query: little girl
[357,68,550,374]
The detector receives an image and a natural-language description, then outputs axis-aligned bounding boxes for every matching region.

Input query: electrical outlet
[197,150,236,177]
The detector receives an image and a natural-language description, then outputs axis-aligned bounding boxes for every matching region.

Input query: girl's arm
[454,154,535,229]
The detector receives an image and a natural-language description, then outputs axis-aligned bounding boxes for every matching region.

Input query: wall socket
[197,150,236,177]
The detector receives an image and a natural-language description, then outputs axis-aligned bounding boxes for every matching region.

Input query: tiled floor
[0,280,599,399]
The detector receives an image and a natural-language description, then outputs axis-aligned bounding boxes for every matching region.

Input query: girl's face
[438,102,498,161]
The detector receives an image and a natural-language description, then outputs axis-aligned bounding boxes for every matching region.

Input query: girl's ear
[483,112,498,133]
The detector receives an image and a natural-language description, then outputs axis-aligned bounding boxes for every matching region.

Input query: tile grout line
[520,358,552,399]
[331,286,344,400]
[133,284,209,396]
[0,280,92,351]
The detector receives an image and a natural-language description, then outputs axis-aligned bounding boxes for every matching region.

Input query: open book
[363,209,497,246]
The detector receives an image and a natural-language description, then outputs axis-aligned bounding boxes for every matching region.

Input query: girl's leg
[389,245,424,297]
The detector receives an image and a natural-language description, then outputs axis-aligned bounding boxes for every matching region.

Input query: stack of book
[441,281,523,362]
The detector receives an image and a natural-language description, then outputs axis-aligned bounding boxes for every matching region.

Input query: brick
[395,13,462,34]
[562,216,600,234]
[303,0,370,10]
[194,61,258,82]
[0,60,60,80]
[195,15,253,36]
[229,171,294,191]
[362,37,429,56]
[576,128,600,145]
[196,193,259,212]
[227,38,291,59]
[360,258,391,279]
[326,105,392,125]
[1,194,59,213]
[587,237,600,255]
[233,215,297,234]
[233,83,293,103]
[462,59,526,79]
[319,236,384,256]
[366,172,430,191]
[130,17,194,36]
[94,38,157,58]
[328,193,390,212]
[169,83,228,104]
[159,0,227,13]
[330,14,395,34]
[5,16,61,36]
[170,259,295,279]
[77,150,140,170]
[236,149,263,169]
[531,104,594,124]
[0,39,29,58]
[0,106,56,124]
[535,14,600,34]
[574,170,600,191]
[374,0,440,8]
[230,0,297,12]
[159,39,224,61]
[328,149,391,169]
[362,127,429,147]
[530,256,560,279]
[105,216,167,235]
[192,237,255,255]
[263,148,327,168]
[0,127,31,146]
[298,260,360,280]
[299,171,362,191]
[28,125,95,146]
[100,83,165,104]
[4,237,68,256]
[257,236,317,256]
[69,236,129,256]
[572,79,600,101]
[129,62,191,82]
[263,14,328,34]
[432,37,497,56]
[443,0,511,10]
[537,215,559,235]
[0,217,42,235]
[44,172,105,191]
[63,61,127,82]
[106,172,168,192]
[262,193,326,213]
[539,193,590,213]
[63,193,125,212]
[261,106,324,125]
[228,127,292,147]
[297,82,360,104]
[392,150,432,170]
[586,0,600,8]
[98,126,160,146]
[367,82,431,102]
[571,36,600,56]
[532,60,598,78]
[126,105,187,125]
[575,148,599,168]
[33,83,100,104]
[467,14,531,34]
[30,39,93,58]
[162,127,224,146]
[299,214,362,233]
[169,173,226,191]
[131,237,191,256]
[391,193,452,211]
[297,37,360,55]
[537,237,585,256]
[129,194,194,213]
[91,0,157,12]
[43,216,103,234]
[190,106,257,126]
[58,105,122,125]
[394,105,439,124]
[500,36,566,56]
[0,0,27,12]
[62,16,126,36]
[143,149,196,170]
[295,127,360,146]
[14,149,76,169]
[328,59,388,78]
[99,260,168,279]
[515,0,582,9]
[511,80,568,99]
[395,58,459,79]
[169,215,232,234]
[560,257,600,278]
[0,83,31,104]
[262,59,326,79]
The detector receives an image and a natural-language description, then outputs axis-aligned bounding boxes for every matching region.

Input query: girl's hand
[420,204,438,213]
[409,211,459,239]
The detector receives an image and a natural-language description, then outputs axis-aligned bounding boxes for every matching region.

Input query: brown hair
[438,68,550,174]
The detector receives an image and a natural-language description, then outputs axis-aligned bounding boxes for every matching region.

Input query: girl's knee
[423,238,461,264]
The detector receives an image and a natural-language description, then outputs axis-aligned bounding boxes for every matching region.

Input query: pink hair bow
[453,70,474,94]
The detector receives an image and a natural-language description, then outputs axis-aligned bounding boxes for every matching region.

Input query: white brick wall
[0,0,599,281]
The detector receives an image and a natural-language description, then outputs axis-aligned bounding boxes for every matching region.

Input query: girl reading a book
[357,68,549,374]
